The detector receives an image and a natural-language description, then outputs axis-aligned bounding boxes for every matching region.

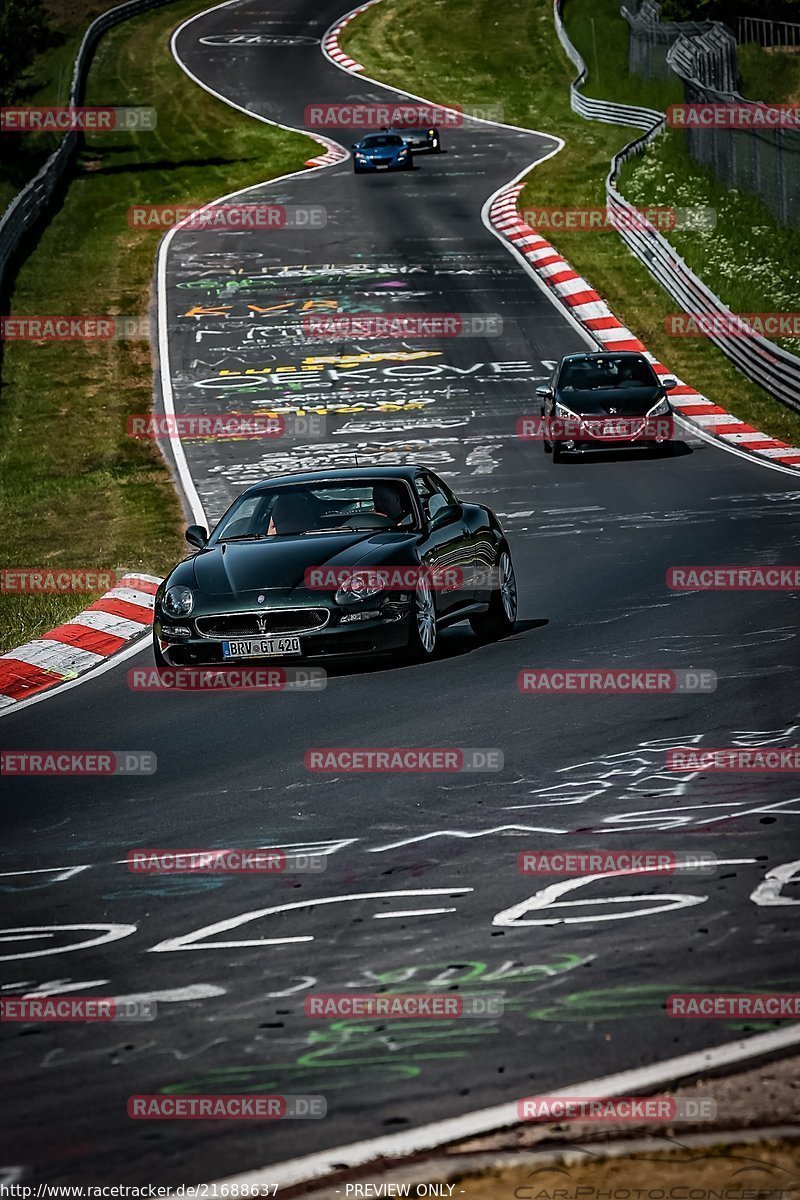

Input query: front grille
[195,610,329,639]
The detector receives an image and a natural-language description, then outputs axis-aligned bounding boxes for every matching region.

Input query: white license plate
[377,164,389,169]
[222,637,301,658]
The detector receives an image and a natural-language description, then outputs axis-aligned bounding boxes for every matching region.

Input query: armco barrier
[0,0,176,299]
[553,0,663,131]
[553,0,800,416]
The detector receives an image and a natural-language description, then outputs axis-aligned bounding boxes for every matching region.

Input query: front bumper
[154,599,412,665]
[354,157,408,171]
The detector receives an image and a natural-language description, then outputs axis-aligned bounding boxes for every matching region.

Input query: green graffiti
[372,953,591,990]
[162,955,590,1098]
[527,978,800,1023]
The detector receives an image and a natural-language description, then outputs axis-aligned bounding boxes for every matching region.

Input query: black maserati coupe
[153,467,517,666]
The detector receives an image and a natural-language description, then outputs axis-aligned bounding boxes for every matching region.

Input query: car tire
[404,573,438,661]
[469,547,517,642]
[552,441,564,462]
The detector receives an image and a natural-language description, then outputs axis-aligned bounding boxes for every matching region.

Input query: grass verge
[341,0,800,447]
[0,0,317,654]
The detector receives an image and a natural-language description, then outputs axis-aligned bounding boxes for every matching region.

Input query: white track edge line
[208,1022,800,1189]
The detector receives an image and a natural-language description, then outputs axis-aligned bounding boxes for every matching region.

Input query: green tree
[0,0,51,102]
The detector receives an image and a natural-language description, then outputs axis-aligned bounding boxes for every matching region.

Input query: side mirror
[662,377,678,391]
[429,503,463,530]
[536,386,552,398]
[351,143,357,150]
[185,524,208,548]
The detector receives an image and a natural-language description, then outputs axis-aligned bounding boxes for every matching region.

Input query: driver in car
[372,483,414,527]
[267,490,316,535]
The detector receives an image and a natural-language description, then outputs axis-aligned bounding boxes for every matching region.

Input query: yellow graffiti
[301,351,441,365]
[218,351,443,379]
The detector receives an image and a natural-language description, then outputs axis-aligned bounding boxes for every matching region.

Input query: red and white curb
[490,183,800,468]
[322,0,381,73]
[305,143,349,168]
[0,573,162,711]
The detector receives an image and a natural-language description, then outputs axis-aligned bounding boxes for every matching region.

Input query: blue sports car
[351,133,413,173]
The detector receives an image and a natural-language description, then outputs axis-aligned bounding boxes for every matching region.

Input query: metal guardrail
[552,0,800,415]
[553,0,664,130]
[738,15,800,49]
[0,0,175,298]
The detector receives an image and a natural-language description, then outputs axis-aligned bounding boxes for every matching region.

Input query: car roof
[560,351,650,363]
[241,465,428,497]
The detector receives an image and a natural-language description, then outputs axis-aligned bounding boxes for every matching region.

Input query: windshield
[559,356,657,391]
[361,135,404,148]
[212,480,419,541]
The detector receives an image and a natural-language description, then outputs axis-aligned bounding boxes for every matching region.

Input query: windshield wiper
[218,534,268,542]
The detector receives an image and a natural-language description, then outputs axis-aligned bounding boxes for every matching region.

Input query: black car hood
[190,531,416,596]
[559,385,661,416]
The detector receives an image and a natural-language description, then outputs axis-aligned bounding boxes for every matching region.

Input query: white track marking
[110,984,226,1003]
[751,859,800,906]
[148,889,472,952]
[0,924,137,962]
[0,866,90,883]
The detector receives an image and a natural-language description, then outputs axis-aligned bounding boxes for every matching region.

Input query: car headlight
[398,148,409,156]
[554,401,579,420]
[162,585,194,616]
[355,152,367,160]
[647,396,670,416]
[335,572,384,605]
